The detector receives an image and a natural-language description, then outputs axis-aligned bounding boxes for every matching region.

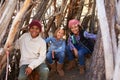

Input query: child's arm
[84,31,97,40]
[68,36,76,51]
[67,36,78,56]
[0,43,15,69]
[73,48,78,57]
[45,37,52,43]
[28,40,46,70]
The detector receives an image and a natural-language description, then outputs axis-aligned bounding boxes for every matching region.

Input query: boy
[14,20,49,80]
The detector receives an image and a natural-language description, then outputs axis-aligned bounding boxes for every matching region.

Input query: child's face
[56,29,64,40]
[29,25,40,38]
[70,25,79,35]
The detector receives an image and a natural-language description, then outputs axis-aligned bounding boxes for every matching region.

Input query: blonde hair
[53,27,65,38]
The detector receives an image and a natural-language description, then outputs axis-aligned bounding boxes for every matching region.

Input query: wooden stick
[0,0,32,75]
[96,0,114,80]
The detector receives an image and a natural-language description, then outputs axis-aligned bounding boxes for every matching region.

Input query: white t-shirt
[15,32,46,70]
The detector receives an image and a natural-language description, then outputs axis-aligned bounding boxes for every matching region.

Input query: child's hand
[25,67,32,76]
[52,50,55,59]
[73,48,78,57]
[4,44,13,53]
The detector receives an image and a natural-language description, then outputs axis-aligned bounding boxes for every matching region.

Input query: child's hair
[68,19,83,34]
[68,19,80,28]
[53,27,65,38]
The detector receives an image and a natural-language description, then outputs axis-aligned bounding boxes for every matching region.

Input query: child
[66,19,96,74]
[45,27,66,76]
[9,20,49,80]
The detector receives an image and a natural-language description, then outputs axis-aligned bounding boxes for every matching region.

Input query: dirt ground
[48,59,87,80]
[48,55,91,80]
[48,66,86,80]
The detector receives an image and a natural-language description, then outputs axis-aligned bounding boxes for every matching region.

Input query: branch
[96,0,114,80]
[0,0,32,75]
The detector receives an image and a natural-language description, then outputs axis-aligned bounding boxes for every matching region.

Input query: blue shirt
[45,37,66,53]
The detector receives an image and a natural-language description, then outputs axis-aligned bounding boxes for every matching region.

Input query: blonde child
[45,27,66,76]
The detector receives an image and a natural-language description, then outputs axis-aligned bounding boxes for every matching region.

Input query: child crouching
[45,27,66,76]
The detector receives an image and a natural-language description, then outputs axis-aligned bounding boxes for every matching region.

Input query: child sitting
[45,27,66,76]
[66,19,96,74]
[5,20,49,80]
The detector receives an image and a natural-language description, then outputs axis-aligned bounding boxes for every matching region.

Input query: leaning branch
[0,0,32,75]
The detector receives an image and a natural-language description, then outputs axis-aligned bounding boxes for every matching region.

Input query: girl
[66,19,96,74]
[45,27,66,76]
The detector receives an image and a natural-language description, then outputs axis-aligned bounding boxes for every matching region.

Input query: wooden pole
[96,0,114,80]
[113,25,120,80]
[4,0,31,48]
[0,0,32,75]
[113,1,120,78]
[0,0,17,44]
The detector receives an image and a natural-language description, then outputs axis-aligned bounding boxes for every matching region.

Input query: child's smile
[29,25,40,38]
[70,25,79,35]
[56,29,65,40]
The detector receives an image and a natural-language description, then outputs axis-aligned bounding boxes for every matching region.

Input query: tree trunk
[0,0,32,75]
[33,0,50,20]
[113,1,120,79]
[76,0,85,20]
[96,0,114,80]
[113,29,120,80]
[43,17,55,38]
[116,0,120,24]
[105,0,117,64]
[115,0,120,61]
[55,0,68,27]
[0,0,17,44]
[87,30,105,80]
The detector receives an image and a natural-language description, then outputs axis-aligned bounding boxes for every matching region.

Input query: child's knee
[59,52,65,58]
[40,67,49,80]
[41,67,49,75]
[18,75,27,80]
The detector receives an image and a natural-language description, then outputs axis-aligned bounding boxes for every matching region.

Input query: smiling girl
[45,27,66,76]
[66,19,96,74]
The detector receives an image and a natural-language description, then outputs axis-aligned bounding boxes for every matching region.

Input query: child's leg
[46,51,56,74]
[78,47,89,74]
[66,46,76,70]
[78,47,89,65]
[55,52,65,76]
[18,65,27,80]
[46,51,53,64]
[66,46,74,61]
[56,52,65,64]
[36,63,49,80]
